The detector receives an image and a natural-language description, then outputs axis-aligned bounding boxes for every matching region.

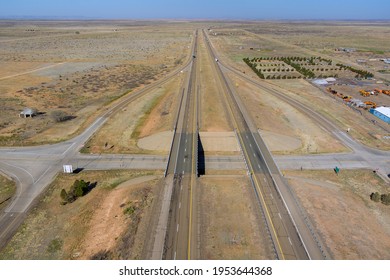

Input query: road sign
[63,165,73,174]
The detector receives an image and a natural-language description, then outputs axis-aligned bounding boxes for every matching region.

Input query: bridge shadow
[198,134,205,176]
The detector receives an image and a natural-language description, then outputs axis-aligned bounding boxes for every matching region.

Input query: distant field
[0,21,192,145]
[210,22,390,82]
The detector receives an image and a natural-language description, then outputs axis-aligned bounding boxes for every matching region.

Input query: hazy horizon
[1,0,389,21]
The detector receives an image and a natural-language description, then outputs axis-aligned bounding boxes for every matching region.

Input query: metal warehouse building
[370,106,390,124]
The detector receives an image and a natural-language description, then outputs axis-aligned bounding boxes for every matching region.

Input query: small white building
[19,108,37,118]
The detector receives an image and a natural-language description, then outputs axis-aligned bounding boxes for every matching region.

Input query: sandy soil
[137,131,173,152]
[260,130,302,152]
[199,132,240,154]
[285,169,390,259]
[0,170,161,260]
[199,175,274,259]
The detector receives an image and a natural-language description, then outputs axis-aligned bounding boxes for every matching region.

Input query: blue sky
[1,0,389,20]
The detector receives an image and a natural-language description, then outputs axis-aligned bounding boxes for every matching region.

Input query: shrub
[370,192,381,202]
[51,110,74,123]
[381,194,390,205]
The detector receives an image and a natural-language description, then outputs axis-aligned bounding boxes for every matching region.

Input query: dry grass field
[82,75,183,155]
[285,169,390,259]
[198,32,231,132]
[0,21,192,145]
[227,73,348,154]
[0,170,162,260]
[0,174,16,213]
[199,175,274,259]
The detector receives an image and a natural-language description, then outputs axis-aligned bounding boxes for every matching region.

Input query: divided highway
[203,30,324,259]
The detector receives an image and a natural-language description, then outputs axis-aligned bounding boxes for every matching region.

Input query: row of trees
[370,192,390,205]
[243,57,265,79]
[265,75,301,79]
[280,58,316,78]
[336,63,374,79]
[251,56,323,62]
[244,56,341,79]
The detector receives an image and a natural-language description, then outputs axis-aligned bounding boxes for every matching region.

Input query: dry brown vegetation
[0,170,162,260]
[0,174,16,212]
[228,73,348,154]
[82,75,183,155]
[0,21,192,145]
[285,169,390,259]
[199,175,274,259]
[198,33,231,132]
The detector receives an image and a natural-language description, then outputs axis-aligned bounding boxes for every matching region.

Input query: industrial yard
[0,20,390,261]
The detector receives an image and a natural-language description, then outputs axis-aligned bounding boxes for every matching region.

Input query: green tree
[71,179,88,197]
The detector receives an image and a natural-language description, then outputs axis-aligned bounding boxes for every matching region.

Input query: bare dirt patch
[137,131,173,152]
[285,169,390,259]
[0,170,161,260]
[260,130,302,152]
[77,175,159,259]
[199,132,240,155]
[199,175,274,259]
